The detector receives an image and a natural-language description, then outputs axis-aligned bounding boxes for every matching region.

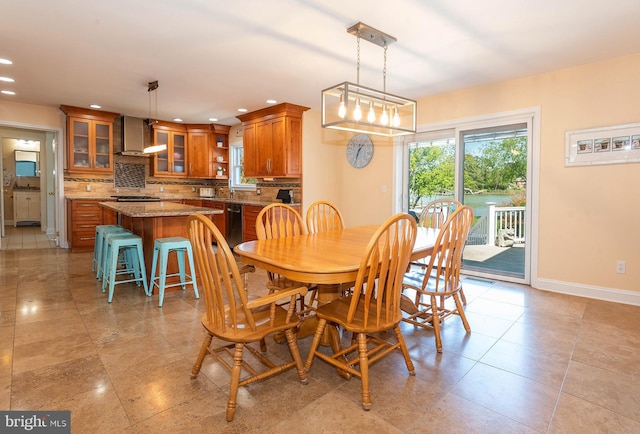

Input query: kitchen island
[99,201,222,291]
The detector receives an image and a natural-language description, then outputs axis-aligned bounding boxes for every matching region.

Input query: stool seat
[102,233,149,302]
[150,237,199,307]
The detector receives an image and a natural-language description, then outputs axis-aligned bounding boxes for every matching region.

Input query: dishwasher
[226,204,243,248]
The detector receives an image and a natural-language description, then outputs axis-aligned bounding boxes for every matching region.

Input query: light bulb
[338,94,346,118]
[353,99,362,121]
[392,106,400,127]
[380,105,389,126]
[367,102,376,123]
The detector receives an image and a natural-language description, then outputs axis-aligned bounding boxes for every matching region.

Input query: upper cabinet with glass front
[60,105,119,174]
[150,121,188,178]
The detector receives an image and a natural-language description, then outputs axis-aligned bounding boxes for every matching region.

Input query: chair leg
[459,287,467,305]
[454,293,471,333]
[357,333,371,411]
[191,333,213,379]
[284,328,308,384]
[393,325,415,375]
[431,294,443,353]
[304,318,327,372]
[226,343,244,422]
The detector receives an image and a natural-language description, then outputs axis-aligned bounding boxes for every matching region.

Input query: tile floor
[1,248,640,433]
[1,225,57,250]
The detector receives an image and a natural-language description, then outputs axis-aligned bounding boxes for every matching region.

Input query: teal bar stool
[149,237,199,307]
[93,225,127,279]
[102,233,149,302]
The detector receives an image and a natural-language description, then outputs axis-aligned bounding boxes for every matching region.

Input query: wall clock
[346,133,374,168]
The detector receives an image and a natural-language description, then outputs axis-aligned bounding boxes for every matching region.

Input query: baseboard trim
[534,278,640,306]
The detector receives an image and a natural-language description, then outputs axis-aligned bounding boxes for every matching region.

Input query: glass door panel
[461,124,528,279]
[172,133,185,174]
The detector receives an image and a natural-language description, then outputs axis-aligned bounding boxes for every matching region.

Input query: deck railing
[467,203,526,246]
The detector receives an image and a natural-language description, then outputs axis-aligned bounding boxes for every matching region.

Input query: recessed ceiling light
[1,90,16,95]
[0,77,15,82]
[0,58,12,65]
[266,99,277,104]
[89,104,101,109]
[208,118,218,122]
[173,118,183,122]
[237,108,248,113]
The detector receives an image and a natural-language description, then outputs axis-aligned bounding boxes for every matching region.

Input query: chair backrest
[348,213,417,330]
[187,214,259,332]
[418,199,462,229]
[306,200,345,234]
[422,205,474,294]
[256,203,306,240]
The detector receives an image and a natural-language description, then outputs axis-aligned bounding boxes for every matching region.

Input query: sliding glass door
[405,113,535,284]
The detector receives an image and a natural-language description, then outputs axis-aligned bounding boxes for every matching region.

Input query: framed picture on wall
[577,139,593,154]
[565,122,640,166]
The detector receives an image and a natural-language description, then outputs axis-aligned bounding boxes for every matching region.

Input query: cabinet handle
[79,237,94,241]
[79,225,94,228]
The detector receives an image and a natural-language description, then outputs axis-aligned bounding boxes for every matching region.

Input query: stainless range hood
[118,115,149,156]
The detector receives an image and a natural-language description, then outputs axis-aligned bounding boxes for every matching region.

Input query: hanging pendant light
[143,80,167,154]
[321,22,416,137]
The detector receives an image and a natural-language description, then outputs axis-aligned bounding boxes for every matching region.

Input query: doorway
[403,108,539,285]
[0,126,59,251]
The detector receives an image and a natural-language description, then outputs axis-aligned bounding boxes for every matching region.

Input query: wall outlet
[616,260,626,274]
[256,187,261,195]
[160,186,164,192]
[191,186,196,192]
[86,184,91,192]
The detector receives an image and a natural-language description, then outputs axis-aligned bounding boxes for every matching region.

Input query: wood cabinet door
[243,123,258,177]
[187,132,210,178]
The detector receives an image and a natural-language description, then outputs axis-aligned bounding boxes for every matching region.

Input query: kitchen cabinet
[237,103,309,178]
[13,191,40,226]
[242,205,262,242]
[202,201,226,234]
[242,203,301,242]
[151,121,187,177]
[60,105,119,174]
[67,199,110,252]
[186,124,230,179]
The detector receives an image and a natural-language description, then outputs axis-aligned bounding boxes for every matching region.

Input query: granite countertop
[66,195,300,207]
[99,201,221,218]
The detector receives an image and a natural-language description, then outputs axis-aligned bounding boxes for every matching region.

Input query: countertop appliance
[111,195,161,202]
[226,203,242,249]
[276,189,293,203]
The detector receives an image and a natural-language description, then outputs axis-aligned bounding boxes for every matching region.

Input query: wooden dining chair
[412,198,467,305]
[417,198,462,229]
[303,213,418,411]
[256,203,313,314]
[186,214,308,422]
[401,205,474,353]
[305,200,345,234]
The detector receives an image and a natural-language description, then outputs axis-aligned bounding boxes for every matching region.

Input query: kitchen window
[229,144,256,190]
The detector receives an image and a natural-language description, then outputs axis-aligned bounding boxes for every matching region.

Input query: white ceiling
[2,0,639,126]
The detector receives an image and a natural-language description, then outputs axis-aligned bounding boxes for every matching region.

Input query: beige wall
[305,53,640,298]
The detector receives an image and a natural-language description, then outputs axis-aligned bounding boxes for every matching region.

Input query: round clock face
[346,134,374,168]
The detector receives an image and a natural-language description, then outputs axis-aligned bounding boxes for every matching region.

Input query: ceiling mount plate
[347,22,397,48]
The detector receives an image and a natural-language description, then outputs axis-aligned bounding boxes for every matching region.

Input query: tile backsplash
[114,162,145,188]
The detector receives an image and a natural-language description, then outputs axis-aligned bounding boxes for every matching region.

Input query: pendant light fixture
[321,22,417,137]
[143,80,167,154]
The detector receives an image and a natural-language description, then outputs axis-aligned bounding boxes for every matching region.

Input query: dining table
[234,224,439,351]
